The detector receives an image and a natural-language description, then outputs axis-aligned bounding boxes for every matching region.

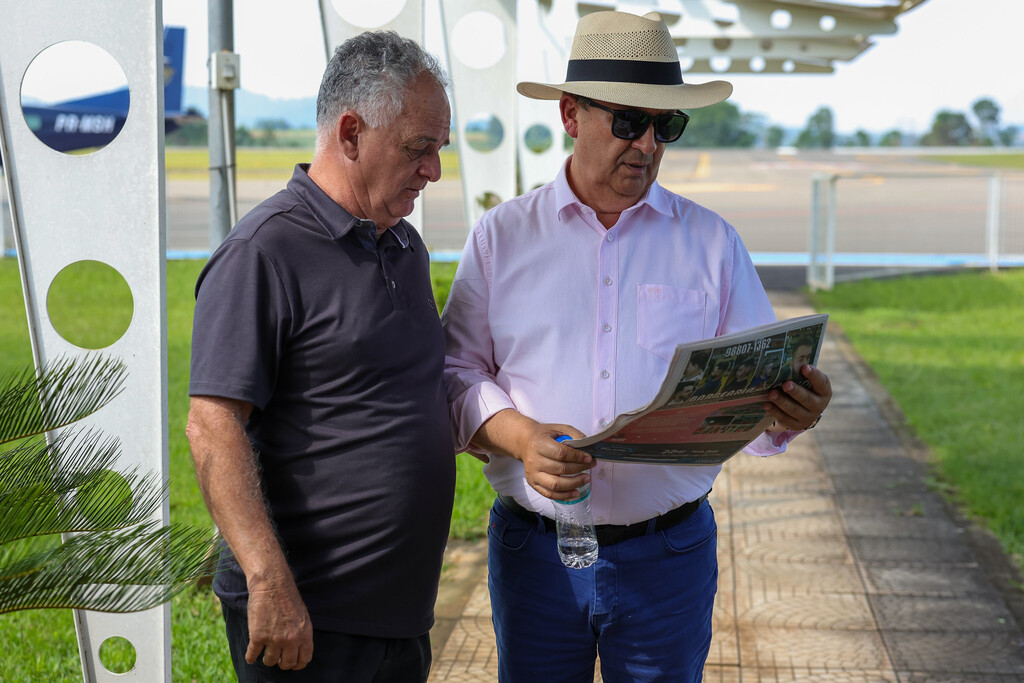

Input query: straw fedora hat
[517,10,732,110]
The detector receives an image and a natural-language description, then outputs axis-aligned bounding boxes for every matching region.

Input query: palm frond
[0,523,218,614]
[0,355,218,618]
[0,430,163,545]
[0,355,127,445]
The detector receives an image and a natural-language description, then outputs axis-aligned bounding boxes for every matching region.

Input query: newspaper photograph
[566,313,829,465]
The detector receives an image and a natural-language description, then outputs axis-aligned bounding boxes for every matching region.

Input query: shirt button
[601,370,610,379]
[603,323,612,333]
[390,280,396,288]
[604,277,613,286]
[599,419,608,428]
[597,469,606,479]
[606,233,614,242]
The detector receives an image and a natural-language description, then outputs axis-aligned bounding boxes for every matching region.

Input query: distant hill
[184,86,316,129]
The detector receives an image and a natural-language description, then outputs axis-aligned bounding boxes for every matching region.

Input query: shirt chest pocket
[637,284,709,362]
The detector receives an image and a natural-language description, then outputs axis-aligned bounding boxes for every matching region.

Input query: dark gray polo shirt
[189,164,455,638]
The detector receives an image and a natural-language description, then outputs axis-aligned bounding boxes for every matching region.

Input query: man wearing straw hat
[442,9,832,681]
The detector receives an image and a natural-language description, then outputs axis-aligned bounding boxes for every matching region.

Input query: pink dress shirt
[442,159,798,525]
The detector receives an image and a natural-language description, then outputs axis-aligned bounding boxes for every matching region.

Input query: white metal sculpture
[0,3,929,679]
[667,0,899,74]
[516,0,576,194]
[0,1,169,680]
[566,1,913,74]
[441,0,519,227]
[316,0,565,239]
[312,0,912,241]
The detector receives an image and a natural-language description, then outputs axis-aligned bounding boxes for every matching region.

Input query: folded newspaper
[566,313,829,465]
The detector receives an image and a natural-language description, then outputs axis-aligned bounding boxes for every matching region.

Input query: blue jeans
[487,498,718,682]
[222,603,431,682]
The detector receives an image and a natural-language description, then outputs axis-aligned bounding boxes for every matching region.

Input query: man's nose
[421,151,442,182]
[632,124,658,154]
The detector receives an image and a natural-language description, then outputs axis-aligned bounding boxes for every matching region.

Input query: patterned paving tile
[427,295,1024,682]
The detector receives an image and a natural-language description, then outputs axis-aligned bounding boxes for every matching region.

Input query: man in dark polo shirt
[186,31,455,682]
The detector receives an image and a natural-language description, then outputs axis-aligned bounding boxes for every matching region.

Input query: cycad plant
[0,354,214,615]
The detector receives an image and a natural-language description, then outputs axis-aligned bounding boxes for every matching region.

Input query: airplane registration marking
[54,113,116,134]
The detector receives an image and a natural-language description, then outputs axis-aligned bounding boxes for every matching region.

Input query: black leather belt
[496,491,709,547]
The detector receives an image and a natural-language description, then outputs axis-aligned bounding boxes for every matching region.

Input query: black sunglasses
[577,96,690,143]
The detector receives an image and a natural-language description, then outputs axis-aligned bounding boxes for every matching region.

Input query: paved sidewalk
[429,291,1024,682]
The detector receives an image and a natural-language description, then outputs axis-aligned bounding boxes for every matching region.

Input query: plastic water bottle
[552,436,598,569]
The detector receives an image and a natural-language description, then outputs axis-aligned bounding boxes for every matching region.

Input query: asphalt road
[172,148,1021,252]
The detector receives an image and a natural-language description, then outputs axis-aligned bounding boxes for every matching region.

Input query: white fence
[807,170,1024,290]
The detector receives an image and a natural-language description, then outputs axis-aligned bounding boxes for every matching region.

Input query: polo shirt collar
[287,163,414,252]
[553,156,673,221]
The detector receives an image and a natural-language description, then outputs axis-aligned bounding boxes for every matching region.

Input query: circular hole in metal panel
[710,57,732,73]
[99,636,136,674]
[476,191,502,211]
[465,113,504,152]
[770,9,792,30]
[47,260,134,349]
[712,2,739,28]
[452,12,507,70]
[523,124,553,154]
[820,15,837,32]
[331,0,406,28]
[20,41,129,155]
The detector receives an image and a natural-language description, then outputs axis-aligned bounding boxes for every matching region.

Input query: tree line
[166,110,313,148]
[672,96,1019,149]
[167,97,1019,150]
[777,97,1019,149]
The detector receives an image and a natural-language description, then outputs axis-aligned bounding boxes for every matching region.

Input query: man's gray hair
[316,31,449,140]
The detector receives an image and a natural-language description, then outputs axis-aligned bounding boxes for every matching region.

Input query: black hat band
[565,59,683,86]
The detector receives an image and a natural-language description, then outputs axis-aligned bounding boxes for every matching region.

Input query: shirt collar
[287,163,413,252]
[552,156,674,221]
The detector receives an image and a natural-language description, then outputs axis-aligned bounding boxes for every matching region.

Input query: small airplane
[7,25,187,161]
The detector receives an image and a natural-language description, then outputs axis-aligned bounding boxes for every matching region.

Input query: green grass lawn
[165,146,463,182]
[5,255,1022,677]
[811,268,1024,568]
[162,148,1024,183]
[922,152,1024,170]
[0,258,490,681]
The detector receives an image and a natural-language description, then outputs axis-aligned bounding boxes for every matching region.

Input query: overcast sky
[28,0,1024,136]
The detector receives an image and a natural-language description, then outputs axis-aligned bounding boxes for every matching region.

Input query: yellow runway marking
[662,182,778,193]
[662,152,777,192]
[694,152,711,179]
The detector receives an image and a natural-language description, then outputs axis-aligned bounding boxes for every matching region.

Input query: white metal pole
[808,174,824,291]
[986,173,1001,272]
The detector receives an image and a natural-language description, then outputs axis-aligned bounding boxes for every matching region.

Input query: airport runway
[164,149,1022,261]
[7,149,1021,282]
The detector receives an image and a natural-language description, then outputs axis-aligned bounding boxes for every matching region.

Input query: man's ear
[559,94,579,139]
[338,111,361,160]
